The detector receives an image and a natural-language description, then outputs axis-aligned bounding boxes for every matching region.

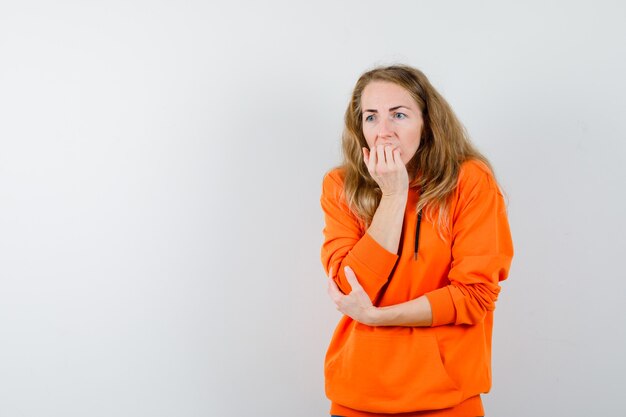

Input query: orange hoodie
[320,159,514,417]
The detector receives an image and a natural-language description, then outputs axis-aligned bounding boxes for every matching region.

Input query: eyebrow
[363,105,411,113]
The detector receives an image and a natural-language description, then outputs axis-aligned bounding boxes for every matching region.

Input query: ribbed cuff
[348,232,399,279]
[425,286,456,327]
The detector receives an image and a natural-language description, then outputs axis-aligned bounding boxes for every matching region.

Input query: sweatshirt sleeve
[320,170,399,301]
[425,162,514,326]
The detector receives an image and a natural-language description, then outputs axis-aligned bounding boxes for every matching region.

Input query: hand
[363,145,409,197]
[327,266,378,326]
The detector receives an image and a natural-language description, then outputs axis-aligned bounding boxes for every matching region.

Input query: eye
[364,114,374,122]
[394,112,407,119]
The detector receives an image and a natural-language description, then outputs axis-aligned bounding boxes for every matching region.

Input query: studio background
[1,1,624,416]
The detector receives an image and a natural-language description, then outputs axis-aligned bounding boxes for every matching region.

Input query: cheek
[399,128,421,151]
[362,131,375,148]
[411,126,423,148]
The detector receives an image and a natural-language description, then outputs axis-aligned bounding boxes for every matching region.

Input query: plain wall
[1,1,625,416]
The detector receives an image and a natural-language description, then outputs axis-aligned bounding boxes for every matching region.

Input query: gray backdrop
[1,1,625,416]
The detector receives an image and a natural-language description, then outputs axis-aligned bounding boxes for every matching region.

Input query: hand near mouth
[363,144,409,197]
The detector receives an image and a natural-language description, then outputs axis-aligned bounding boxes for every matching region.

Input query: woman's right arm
[321,145,408,301]
[367,194,406,254]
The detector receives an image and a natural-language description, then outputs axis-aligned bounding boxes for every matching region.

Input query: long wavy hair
[338,64,500,240]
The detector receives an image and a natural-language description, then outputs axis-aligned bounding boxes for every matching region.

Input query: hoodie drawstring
[414,208,422,261]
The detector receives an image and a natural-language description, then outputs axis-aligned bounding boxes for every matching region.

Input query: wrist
[364,306,382,326]
[380,191,408,201]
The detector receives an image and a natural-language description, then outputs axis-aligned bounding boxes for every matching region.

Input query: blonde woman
[320,65,514,417]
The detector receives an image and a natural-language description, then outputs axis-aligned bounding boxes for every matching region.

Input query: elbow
[325,257,387,302]
[325,257,357,296]
[450,282,501,325]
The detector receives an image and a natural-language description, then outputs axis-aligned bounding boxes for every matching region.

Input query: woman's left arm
[329,164,514,327]
[327,268,433,326]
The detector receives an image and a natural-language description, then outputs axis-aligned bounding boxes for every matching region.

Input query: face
[360,81,424,165]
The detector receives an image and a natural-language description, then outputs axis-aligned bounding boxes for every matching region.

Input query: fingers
[344,265,356,283]
[384,145,395,166]
[327,275,342,301]
[327,265,343,303]
[369,144,402,170]
[365,146,377,177]
[327,265,336,292]
[376,145,386,167]
[365,145,395,178]
[326,265,362,299]
[343,266,363,293]
[392,147,403,167]
[384,145,403,167]
[327,266,368,316]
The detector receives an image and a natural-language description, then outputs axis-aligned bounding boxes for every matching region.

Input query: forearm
[367,195,407,254]
[368,295,433,327]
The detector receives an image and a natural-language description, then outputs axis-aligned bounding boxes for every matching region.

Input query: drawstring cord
[414,208,422,261]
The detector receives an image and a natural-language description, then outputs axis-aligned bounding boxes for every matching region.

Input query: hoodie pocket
[325,327,462,413]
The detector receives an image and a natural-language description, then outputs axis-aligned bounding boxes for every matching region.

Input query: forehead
[361,81,415,108]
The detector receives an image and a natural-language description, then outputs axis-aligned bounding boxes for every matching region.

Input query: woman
[320,64,514,417]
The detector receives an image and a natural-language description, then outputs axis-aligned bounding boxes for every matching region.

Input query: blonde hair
[338,64,499,240]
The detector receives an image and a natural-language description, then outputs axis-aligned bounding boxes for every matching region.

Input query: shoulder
[322,167,346,192]
[452,159,503,213]
[456,159,498,194]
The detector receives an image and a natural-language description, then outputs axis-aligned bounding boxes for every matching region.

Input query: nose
[377,115,394,139]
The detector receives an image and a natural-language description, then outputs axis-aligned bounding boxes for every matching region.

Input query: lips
[377,142,399,148]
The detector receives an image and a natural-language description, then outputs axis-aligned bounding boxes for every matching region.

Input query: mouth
[376,142,400,148]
